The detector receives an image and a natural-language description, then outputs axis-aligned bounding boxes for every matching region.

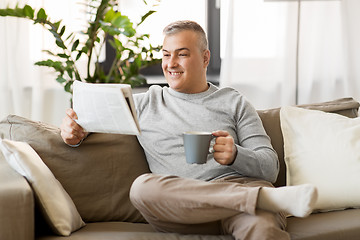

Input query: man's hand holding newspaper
[72,81,141,135]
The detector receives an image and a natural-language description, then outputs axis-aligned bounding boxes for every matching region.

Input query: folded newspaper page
[72,81,141,135]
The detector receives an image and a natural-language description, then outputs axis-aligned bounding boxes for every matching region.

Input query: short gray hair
[163,20,209,51]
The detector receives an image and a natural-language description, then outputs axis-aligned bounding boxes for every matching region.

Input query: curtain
[220,0,360,109]
[0,0,85,125]
[0,0,38,121]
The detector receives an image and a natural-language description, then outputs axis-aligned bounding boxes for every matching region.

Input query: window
[102,0,221,84]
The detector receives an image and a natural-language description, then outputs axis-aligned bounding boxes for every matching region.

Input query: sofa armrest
[0,153,34,240]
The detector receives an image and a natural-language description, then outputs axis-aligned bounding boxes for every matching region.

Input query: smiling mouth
[168,71,183,76]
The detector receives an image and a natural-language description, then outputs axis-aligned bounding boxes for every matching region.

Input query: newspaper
[72,81,141,135]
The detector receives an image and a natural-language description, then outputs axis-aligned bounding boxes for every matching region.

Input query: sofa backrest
[257,97,359,187]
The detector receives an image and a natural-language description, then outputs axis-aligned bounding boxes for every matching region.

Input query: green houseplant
[0,0,162,94]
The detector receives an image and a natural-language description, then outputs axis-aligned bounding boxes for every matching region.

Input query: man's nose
[168,56,178,68]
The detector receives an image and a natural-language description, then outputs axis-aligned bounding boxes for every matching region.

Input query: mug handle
[208,135,217,154]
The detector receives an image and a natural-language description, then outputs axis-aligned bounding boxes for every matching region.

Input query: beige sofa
[1,97,360,240]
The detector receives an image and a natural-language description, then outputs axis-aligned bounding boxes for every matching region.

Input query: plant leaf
[104,8,115,23]
[36,8,47,20]
[56,75,66,84]
[76,51,82,61]
[53,20,62,30]
[57,53,69,58]
[123,27,136,37]
[64,81,73,93]
[0,7,23,17]
[65,32,74,41]
[59,25,66,36]
[23,5,34,19]
[42,50,56,56]
[35,59,64,73]
[55,39,66,49]
[138,10,155,26]
[71,39,79,52]
[66,68,73,79]
[101,25,121,36]
[112,15,132,29]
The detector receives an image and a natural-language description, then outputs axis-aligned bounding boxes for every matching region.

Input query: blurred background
[1,0,359,125]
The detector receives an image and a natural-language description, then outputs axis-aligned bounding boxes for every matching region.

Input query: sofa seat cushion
[36,209,360,240]
[0,115,151,223]
[287,208,360,240]
[36,222,233,240]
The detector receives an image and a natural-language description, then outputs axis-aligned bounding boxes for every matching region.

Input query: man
[61,20,317,240]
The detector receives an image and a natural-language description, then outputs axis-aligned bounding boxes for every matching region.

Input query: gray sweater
[134,83,279,183]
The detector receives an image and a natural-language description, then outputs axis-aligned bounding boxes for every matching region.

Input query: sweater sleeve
[229,99,279,183]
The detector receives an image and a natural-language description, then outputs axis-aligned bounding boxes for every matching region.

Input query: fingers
[212,130,237,165]
[212,130,230,137]
[60,109,87,145]
[66,108,78,120]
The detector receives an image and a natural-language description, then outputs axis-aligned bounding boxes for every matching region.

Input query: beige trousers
[130,173,289,240]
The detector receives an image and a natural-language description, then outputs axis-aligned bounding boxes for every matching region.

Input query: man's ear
[203,50,211,67]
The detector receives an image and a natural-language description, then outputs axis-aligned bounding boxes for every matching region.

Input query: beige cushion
[0,139,85,236]
[257,97,360,187]
[0,115,150,223]
[280,106,360,211]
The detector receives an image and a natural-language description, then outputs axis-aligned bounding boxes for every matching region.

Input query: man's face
[162,30,210,94]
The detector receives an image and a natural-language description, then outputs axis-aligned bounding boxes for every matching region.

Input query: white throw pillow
[280,106,360,212]
[0,139,85,236]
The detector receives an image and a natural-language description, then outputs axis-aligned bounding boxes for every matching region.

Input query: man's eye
[179,53,188,57]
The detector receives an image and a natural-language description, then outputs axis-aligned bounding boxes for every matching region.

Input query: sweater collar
[167,83,218,100]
